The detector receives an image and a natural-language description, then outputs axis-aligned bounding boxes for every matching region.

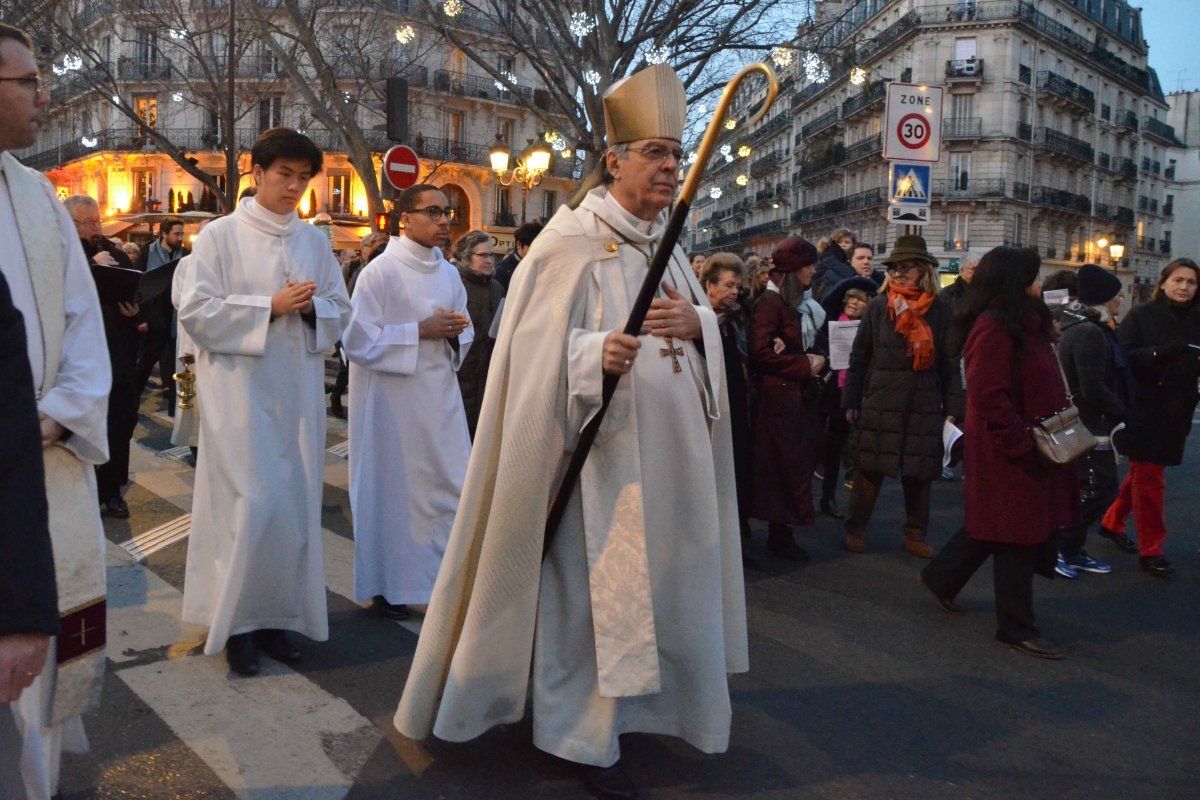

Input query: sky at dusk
[1140,0,1200,94]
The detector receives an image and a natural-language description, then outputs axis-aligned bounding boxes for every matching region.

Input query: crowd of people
[4,25,1200,800]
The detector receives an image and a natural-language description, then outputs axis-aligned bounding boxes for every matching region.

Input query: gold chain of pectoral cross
[605,232,684,376]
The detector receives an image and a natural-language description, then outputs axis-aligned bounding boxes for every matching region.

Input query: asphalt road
[58,390,1200,799]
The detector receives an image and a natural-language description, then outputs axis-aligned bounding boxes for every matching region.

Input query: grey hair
[452,230,492,265]
[62,195,99,214]
[961,250,985,267]
[602,143,631,184]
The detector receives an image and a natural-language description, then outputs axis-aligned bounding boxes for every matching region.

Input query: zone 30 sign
[883,82,944,163]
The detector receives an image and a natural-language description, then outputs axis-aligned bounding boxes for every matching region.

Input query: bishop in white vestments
[177,129,350,675]
[343,186,472,620]
[395,65,747,799]
[0,26,111,799]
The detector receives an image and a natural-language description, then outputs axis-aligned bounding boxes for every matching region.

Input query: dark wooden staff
[543,62,780,557]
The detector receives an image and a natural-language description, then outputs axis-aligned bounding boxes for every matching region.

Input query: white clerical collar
[235,196,301,238]
[388,234,444,274]
[579,187,665,246]
[602,190,658,235]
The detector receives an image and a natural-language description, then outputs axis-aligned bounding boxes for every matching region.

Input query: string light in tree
[686,151,698,165]
[52,54,82,75]
[583,68,600,93]
[735,174,748,187]
[771,47,794,69]
[395,25,415,44]
[168,28,187,40]
[443,0,463,17]
[708,186,723,200]
[738,145,751,158]
[81,136,98,148]
[803,53,830,84]
[646,45,671,65]
[172,92,183,102]
[493,71,518,91]
[724,118,737,130]
[569,12,596,37]
[850,66,868,86]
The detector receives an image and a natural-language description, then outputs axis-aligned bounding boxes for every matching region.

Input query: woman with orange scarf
[841,235,964,557]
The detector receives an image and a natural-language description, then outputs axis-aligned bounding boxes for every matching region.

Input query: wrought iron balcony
[1018,64,1032,85]
[843,133,882,163]
[1036,71,1095,114]
[1012,182,1030,201]
[802,108,841,139]
[1161,240,1173,254]
[854,11,921,64]
[1113,157,1137,180]
[795,143,846,182]
[1017,122,1032,141]
[1097,152,1111,170]
[1114,110,1138,132]
[931,178,1006,199]
[117,57,173,81]
[749,151,784,178]
[432,69,533,104]
[841,79,888,119]
[746,113,791,144]
[1033,127,1094,163]
[1030,185,1090,214]
[1143,116,1178,144]
[943,118,982,139]
[945,58,983,80]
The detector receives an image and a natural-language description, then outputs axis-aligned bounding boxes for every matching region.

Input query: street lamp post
[488,135,552,223]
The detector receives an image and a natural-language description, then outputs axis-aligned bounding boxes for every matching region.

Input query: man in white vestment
[343,185,472,622]
[0,24,111,800]
[178,128,351,676]
[395,64,747,799]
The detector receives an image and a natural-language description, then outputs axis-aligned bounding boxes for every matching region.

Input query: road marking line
[160,445,193,460]
[327,440,350,458]
[107,545,381,800]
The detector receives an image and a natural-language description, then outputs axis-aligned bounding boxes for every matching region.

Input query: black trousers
[1059,447,1119,555]
[845,470,931,539]
[96,375,140,500]
[136,330,177,394]
[922,527,1041,643]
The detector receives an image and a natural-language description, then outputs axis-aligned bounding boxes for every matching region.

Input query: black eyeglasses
[0,73,43,93]
[470,250,494,259]
[626,144,684,164]
[408,206,455,222]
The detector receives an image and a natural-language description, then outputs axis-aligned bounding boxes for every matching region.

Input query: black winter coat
[841,293,964,479]
[811,245,854,302]
[1058,302,1131,433]
[456,265,504,438]
[1117,296,1200,465]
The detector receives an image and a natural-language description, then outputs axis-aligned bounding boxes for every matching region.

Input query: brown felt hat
[880,234,939,268]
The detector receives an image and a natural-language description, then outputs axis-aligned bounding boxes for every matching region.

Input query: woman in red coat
[921,247,1079,660]
[749,237,824,560]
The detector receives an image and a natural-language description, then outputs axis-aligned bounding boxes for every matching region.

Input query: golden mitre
[602,63,687,145]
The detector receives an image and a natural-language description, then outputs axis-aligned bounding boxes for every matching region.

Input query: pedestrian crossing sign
[889,162,932,206]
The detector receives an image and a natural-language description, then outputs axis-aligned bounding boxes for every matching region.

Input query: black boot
[225,632,260,676]
[255,629,301,664]
[766,523,809,561]
[330,392,345,420]
[577,760,639,800]
[372,595,411,620]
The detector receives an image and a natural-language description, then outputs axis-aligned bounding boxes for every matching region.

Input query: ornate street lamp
[489,134,552,223]
[1108,241,1125,265]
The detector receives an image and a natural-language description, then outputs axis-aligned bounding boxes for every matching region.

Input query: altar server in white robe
[343,185,472,621]
[178,128,351,676]
[0,25,111,799]
[395,64,747,800]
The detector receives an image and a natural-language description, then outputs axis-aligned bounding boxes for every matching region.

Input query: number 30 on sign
[884,83,943,162]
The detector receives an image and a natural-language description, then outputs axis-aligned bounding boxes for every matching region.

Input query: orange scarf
[886,284,935,371]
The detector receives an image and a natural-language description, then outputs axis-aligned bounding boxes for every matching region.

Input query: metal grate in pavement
[119,514,192,561]
[327,440,350,458]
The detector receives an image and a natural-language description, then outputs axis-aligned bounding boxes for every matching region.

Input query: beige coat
[394,189,747,766]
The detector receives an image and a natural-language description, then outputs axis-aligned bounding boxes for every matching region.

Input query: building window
[258,96,282,132]
[495,184,513,225]
[541,190,558,220]
[135,29,158,68]
[496,118,514,148]
[445,111,462,144]
[947,212,969,250]
[953,37,976,60]
[132,169,156,212]
[328,174,351,214]
[134,94,157,128]
[950,92,974,119]
[949,152,970,190]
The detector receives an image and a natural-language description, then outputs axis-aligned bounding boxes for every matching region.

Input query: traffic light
[375,211,389,232]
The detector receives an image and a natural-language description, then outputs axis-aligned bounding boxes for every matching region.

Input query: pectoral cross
[72,617,97,648]
[659,336,684,374]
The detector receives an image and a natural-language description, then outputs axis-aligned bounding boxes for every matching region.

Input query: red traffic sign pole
[382,145,421,191]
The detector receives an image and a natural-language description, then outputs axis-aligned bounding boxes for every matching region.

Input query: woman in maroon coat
[921,247,1079,660]
[749,237,824,560]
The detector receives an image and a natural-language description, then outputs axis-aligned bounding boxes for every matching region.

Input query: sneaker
[1097,526,1138,553]
[940,467,956,481]
[813,468,825,481]
[1064,551,1112,574]
[1054,553,1078,579]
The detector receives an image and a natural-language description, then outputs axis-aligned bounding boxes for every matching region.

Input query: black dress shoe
[225,633,261,676]
[819,497,846,519]
[1140,555,1174,578]
[255,629,301,664]
[330,394,346,420]
[372,595,412,620]
[577,761,639,800]
[1004,637,1065,660]
[99,496,130,519]
[1098,526,1138,553]
[918,574,964,614]
[766,527,810,562]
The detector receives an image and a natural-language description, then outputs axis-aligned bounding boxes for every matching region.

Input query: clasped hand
[271,280,317,318]
[419,307,469,340]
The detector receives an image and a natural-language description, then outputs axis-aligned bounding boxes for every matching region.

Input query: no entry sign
[382,145,421,190]
[884,83,943,163]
